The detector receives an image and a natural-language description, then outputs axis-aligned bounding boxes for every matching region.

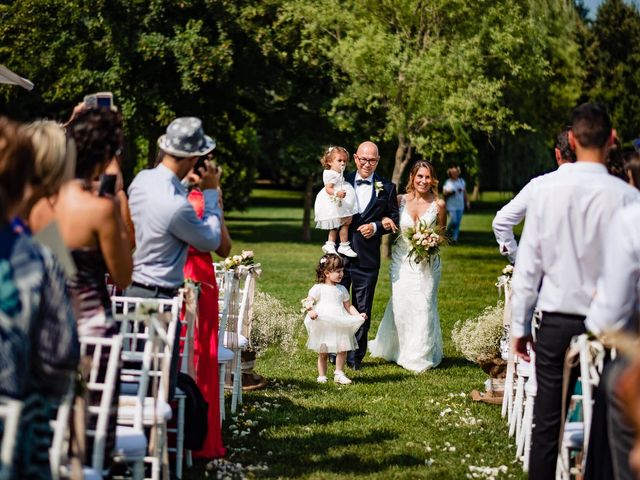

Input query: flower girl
[314,146,358,257]
[302,254,366,384]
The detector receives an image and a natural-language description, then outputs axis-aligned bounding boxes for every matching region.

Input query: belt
[131,281,179,298]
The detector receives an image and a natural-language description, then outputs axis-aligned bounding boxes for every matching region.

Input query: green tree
[586,0,640,143]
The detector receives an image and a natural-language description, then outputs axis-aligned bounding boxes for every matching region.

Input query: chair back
[179,285,199,378]
[218,271,241,350]
[237,269,257,343]
[111,296,180,427]
[49,373,75,480]
[79,334,123,474]
[0,396,22,480]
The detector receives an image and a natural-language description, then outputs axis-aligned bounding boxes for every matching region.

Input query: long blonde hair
[26,120,76,196]
[405,160,439,197]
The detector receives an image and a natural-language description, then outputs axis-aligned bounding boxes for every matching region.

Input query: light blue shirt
[128,164,221,289]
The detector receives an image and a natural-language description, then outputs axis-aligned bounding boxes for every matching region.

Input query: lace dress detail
[369,197,443,372]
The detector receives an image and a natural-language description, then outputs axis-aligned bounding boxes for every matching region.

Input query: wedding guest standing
[182,165,231,459]
[342,141,399,370]
[442,165,469,244]
[0,117,78,480]
[583,201,640,480]
[510,103,640,479]
[623,151,640,189]
[492,129,575,264]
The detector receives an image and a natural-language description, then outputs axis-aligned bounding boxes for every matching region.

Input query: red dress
[183,189,226,458]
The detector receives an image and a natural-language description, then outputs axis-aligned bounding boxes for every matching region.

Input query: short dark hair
[67,108,124,180]
[623,151,640,189]
[556,129,576,163]
[315,254,344,283]
[0,117,35,216]
[570,103,612,149]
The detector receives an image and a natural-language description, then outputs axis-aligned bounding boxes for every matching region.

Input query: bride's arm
[437,199,447,231]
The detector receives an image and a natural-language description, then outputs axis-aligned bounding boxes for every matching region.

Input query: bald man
[340,141,399,370]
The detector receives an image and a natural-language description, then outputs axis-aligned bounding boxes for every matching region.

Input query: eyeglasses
[356,154,379,166]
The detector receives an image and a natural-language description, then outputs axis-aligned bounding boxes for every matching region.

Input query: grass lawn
[186,188,525,480]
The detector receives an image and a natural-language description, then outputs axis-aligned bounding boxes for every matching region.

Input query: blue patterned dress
[0,222,78,479]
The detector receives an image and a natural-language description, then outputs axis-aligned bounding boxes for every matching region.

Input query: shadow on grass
[451,231,499,248]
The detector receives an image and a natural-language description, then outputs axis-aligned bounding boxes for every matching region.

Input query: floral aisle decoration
[250,290,301,356]
[495,264,514,358]
[223,250,256,270]
[403,220,443,265]
[451,301,505,377]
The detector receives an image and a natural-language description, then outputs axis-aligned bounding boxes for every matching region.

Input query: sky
[583,0,604,19]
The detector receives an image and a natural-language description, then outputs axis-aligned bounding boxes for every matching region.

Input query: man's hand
[199,161,221,190]
[512,335,533,362]
[357,223,376,239]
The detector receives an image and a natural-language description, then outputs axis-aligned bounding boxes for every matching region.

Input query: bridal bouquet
[404,220,442,264]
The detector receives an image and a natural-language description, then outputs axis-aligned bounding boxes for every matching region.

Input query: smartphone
[83,92,114,110]
[98,174,117,197]
[194,154,217,177]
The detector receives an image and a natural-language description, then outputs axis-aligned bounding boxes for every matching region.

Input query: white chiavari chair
[216,270,239,423]
[111,296,179,480]
[557,334,605,480]
[0,396,22,480]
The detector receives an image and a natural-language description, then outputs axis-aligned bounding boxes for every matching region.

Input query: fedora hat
[157,117,216,158]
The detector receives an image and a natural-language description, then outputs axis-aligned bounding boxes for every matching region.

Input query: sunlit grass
[185,189,525,479]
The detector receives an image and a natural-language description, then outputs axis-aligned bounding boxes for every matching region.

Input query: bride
[369,161,446,372]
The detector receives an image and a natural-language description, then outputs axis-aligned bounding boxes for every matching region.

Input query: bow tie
[356,179,372,186]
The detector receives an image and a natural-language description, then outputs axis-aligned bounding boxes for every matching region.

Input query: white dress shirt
[354,173,373,214]
[492,163,572,263]
[510,162,640,337]
[585,203,640,335]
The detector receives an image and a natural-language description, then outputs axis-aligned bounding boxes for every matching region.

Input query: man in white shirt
[492,129,576,263]
[510,103,640,479]
[583,203,640,479]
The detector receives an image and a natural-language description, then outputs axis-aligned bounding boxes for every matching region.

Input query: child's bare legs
[317,352,328,382]
[334,351,352,384]
[322,229,338,254]
[337,217,357,257]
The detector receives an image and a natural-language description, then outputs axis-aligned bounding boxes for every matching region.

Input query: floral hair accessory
[319,257,327,265]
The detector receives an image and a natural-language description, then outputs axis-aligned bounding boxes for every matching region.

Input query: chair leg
[133,460,144,480]
[502,361,514,418]
[522,394,535,472]
[219,363,226,423]
[186,449,192,468]
[509,375,525,437]
[231,354,242,414]
[176,398,185,479]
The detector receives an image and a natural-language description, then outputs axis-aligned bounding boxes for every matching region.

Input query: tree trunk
[471,178,480,201]
[382,134,413,257]
[302,174,314,242]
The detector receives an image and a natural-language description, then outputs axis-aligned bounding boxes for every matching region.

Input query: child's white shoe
[334,371,352,385]
[322,242,337,255]
[337,242,358,258]
[317,375,328,383]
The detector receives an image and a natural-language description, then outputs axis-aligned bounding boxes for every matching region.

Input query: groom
[341,141,399,370]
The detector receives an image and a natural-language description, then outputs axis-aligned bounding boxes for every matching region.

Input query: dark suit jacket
[345,171,399,270]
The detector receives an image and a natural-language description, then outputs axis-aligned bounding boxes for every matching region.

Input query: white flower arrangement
[250,290,301,355]
[223,250,255,271]
[451,301,504,364]
[374,180,384,196]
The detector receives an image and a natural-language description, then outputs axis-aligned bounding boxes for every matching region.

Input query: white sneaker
[322,242,337,255]
[317,375,328,383]
[337,242,358,258]
[334,371,352,385]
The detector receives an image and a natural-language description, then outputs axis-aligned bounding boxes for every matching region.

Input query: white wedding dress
[369,197,443,372]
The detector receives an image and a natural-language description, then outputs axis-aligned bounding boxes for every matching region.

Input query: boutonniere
[374,181,384,196]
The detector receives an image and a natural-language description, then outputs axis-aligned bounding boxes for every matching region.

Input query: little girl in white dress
[302,254,366,384]
[314,146,358,257]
